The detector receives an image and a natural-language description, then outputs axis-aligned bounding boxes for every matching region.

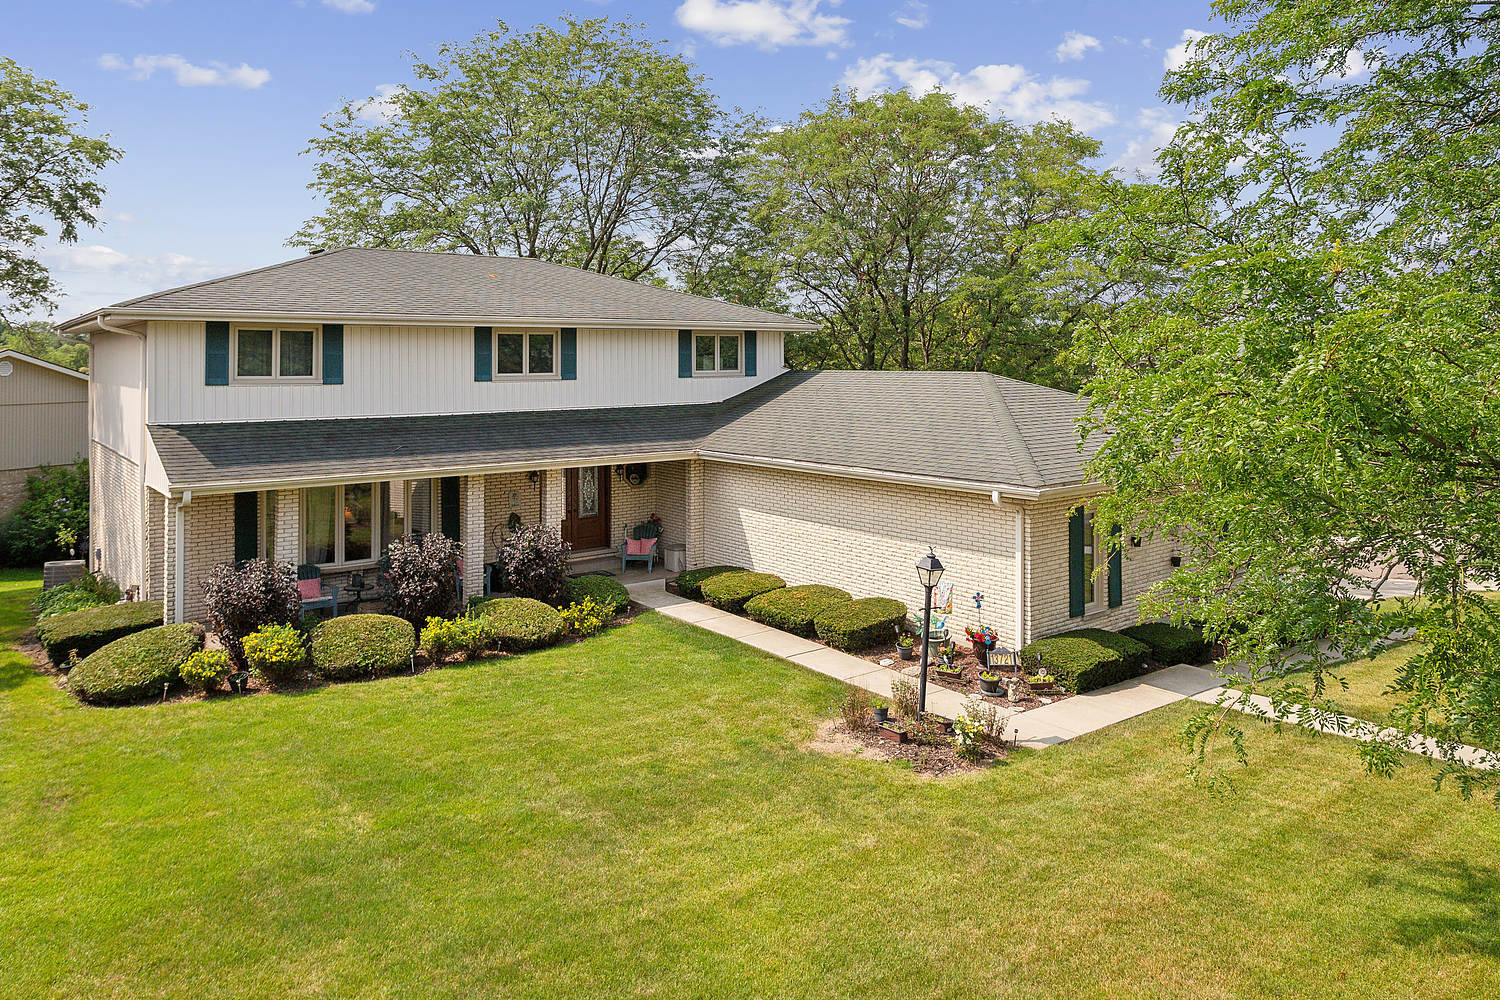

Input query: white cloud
[675,0,851,49]
[1112,108,1178,178]
[323,0,375,12]
[1164,29,1209,72]
[840,53,1116,131]
[354,83,403,122]
[1055,31,1101,62]
[98,53,271,89]
[892,1,928,30]
[1326,48,1375,80]
[41,245,221,286]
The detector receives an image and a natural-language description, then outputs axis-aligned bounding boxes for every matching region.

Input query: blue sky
[9,0,1216,321]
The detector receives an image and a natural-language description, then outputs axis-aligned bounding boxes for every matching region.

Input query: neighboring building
[58,247,1176,645]
[0,349,88,517]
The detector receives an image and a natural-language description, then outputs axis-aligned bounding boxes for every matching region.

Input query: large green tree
[0,58,121,321]
[1072,0,1500,796]
[293,17,750,282]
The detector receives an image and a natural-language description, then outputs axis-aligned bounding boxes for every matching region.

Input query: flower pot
[934,667,964,681]
[898,643,916,661]
[228,672,251,695]
[872,706,889,725]
[926,717,953,736]
[979,674,1000,694]
[876,722,908,744]
[973,643,992,669]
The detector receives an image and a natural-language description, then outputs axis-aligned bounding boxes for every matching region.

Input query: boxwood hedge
[674,565,744,600]
[1021,629,1151,693]
[567,574,630,615]
[700,571,786,613]
[1119,622,1213,665]
[472,597,566,651]
[814,597,908,651]
[744,584,852,636]
[309,614,417,681]
[37,601,164,666]
[68,623,204,705]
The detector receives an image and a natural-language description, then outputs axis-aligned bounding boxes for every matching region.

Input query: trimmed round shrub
[674,565,744,600]
[68,623,204,705]
[567,574,630,615]
[744,584,852,636]
[32,572,121,619]
[700,571,786,613]
[1021,629,1151,693]
[37,601,164,666]
[1119,622,1213,665]
[814,597,908,651]
[310,614,416,681]
[473,597,566,651]
[242,622,307,687]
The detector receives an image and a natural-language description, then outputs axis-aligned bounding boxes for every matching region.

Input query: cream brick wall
[90,441,144,596]
[648,460,687,554]
[146,493,165,601]
[0,468,32,519]
[483,471,541,556]
[179,494,236,623]
[685,459,705,568]
[273,490,300,563]
[699,462,1024,646]
[461,475,485,597]
[1024,495,1178,642]
[540,469,565,530]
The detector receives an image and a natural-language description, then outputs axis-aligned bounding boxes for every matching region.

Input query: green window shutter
[233,492,259,563]
[1108,524,1123,608]
[474,327,492,382]
[744,330,757,376]
[1068,507,1086,618]
[560,327,577,380]
[440,476,460,539]
[205,322,230,385]
[678,330,693,378]
[322,324,344,385]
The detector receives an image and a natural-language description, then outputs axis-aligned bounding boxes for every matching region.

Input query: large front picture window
[495,330,557,376]
[303,483,379,567]
[235,325,320,381]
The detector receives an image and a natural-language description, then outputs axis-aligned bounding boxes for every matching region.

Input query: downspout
[94,315,149,598]
[86,337,96,572]
[174,490,191,624]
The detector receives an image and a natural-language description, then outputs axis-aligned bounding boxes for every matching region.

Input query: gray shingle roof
[148,370,1098,493]
[64,247,817,331]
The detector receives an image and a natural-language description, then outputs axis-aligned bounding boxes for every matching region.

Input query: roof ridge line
[983,374,1044,489]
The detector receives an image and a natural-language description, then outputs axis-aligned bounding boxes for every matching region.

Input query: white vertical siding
[91,331,143,461]
[0,353,87,470]
[147,322,790,424]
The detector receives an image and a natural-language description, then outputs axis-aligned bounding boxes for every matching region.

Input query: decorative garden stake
[915,547,945,715]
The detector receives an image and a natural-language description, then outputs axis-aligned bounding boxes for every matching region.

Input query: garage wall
[700,461,1023,647]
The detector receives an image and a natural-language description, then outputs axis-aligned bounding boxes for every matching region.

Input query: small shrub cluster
[179,648,232,692]
[700,571,786,613]
[839,686,871,731]
[566,574,630,615]
[559,598,609,637]
[419,615,490,659]
[673,565,744,600]
[814,597,908,651]
[202,558,301,662]
[68,623,204,705]
[1119,622,1213,665]
[889,676,919,721]
[472,597,566,651]
[385,533,462,626]
[1020,629,1151,693]
[950,715,984,762]
[0,460,88,567]
[744,585,851,636]
[498,524,570,606]
[241,623,306,687]
[32,572,120,619]
[37,601,163,666]
[961,695,1012,744]
[311,615,416,680]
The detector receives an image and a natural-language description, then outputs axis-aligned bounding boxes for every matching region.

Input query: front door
[563,466,611,550]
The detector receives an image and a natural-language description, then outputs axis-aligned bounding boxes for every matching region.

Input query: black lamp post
[915,547,945,716]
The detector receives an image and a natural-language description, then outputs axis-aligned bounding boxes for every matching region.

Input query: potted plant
[965,624,999,668]
[876,719,908,744]
[979,670,1001,694]
[922,713,953,736]
[896,632,917,661]
[872,698,889,725]
[934,657,964,680]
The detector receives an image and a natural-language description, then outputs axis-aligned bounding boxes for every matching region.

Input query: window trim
[693,332,743,376]
[493,328,561,379]
[231,323,321,383]
[302,482,381,570]
[1080,508,1105,615]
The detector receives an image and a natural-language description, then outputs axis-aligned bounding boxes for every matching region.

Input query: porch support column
[461,475,485,601]
[163,495,178,623]
[540,469,565,534]
[273,489,300,565]
[685,458,705,569]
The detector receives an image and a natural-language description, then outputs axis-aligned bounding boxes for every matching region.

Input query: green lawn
[1272,641,1417,725]
[2,567,1499,999]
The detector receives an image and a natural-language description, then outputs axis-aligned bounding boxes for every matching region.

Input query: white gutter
[60,308,819,334]
[93,314,150,596]
[173,489,191,624]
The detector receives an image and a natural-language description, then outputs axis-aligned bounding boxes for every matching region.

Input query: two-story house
[59,247,1176,645]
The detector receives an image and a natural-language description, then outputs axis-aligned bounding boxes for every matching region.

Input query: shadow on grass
[1384,859,1500,958]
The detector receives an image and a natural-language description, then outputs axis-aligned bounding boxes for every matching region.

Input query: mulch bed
[863,642,1072,712]
[806,718,1007,777]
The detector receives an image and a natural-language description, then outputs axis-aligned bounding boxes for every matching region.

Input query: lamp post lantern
[915,547,944,715]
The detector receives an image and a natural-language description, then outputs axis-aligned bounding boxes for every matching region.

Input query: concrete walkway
[630,581,1220,750]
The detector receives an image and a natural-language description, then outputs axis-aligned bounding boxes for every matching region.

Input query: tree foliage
[1071,0,1500,798]
[1,320,87,371]
[293,16,750,282]
[0,58,121,320]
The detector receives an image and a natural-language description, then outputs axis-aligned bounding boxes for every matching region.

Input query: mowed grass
[2,568,1499,1000]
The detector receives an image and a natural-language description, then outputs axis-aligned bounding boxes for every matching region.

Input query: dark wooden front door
[563,466,611,550]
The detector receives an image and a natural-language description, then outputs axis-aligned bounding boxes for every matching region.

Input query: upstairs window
[695,333,741,375]
[234,325,319,382]
[495,330,557,377]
